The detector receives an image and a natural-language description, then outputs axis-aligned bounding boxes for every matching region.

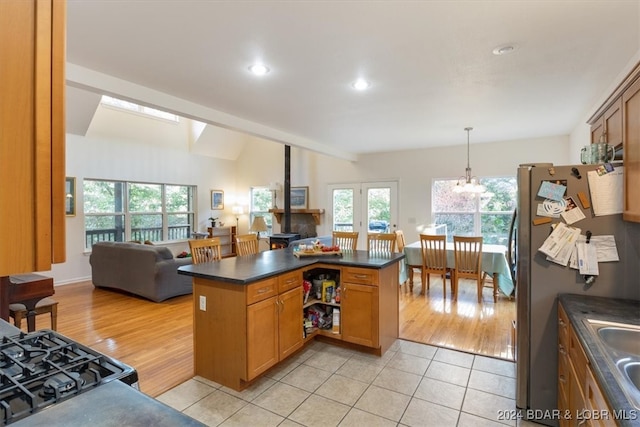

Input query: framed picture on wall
[290,186,308,209]
[211,190,224,210]
[65,177,76,216]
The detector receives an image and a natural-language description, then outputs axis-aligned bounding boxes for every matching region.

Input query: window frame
[431,175,516,245]
[83,179,196,249]
[249,186,274,236]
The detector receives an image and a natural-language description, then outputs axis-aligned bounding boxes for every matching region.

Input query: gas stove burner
[41,372,84,396]
[2,345,24,360]
[0,362,23,380]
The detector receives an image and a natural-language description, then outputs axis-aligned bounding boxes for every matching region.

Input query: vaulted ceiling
[66,0,640,161]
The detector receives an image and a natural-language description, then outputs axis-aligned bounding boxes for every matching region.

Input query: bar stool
[9,297,58,331]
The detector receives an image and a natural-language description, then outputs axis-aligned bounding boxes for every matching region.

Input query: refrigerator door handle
[507,209,517,290]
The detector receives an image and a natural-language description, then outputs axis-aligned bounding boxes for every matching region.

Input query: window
[250,187,274,235]
[100,95,180,122]
[432,177,517,244]
[83,179,195,249]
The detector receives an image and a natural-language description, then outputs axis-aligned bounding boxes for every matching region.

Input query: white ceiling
[66,0,640,160]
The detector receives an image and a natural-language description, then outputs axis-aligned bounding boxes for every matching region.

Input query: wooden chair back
[236,233,259,256]
[367,233,397,254]
[188,238,222,264]
[332,231,358,251]
[395,230,406,252]
[452,236,484,302]
[419,234,449,297]
[420,234,447,272]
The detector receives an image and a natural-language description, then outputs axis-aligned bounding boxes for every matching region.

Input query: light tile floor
[156,339,540,427]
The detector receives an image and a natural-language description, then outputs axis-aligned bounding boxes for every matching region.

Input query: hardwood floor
[17,281,194,398]
[399,272,516,361]
[19,274,515,398]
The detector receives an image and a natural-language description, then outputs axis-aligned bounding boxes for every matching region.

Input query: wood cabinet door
[603,98,623,160]
[623,77,640,222]
[341,282,379,348]
[278,287,303,359]
[0,0,66,275]
[246,296,278,380]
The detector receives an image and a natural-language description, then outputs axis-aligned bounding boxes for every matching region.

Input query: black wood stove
[269,233,300,250]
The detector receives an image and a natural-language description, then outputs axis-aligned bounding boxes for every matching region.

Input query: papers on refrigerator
[537,181,567,202]
[587,166,624,216]
[560,196,586,225]
[539,222,581,265]
[576,242,599,275]
[568,235,620,269]
[537,199,565,218]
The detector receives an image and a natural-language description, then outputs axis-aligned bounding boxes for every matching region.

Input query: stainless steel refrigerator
[514,163,640,426]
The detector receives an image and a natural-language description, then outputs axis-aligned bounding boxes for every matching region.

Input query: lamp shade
[249,216,268,233]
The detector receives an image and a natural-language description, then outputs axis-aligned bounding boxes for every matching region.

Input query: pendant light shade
[453,127,486,194]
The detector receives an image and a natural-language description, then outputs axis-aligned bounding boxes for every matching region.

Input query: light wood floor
[399,273,516,361]
[18,274,515,398]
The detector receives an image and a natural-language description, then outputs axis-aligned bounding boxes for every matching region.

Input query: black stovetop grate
[0,330,137,424]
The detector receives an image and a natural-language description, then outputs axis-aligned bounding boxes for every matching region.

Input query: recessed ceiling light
[248,63,270,76]
[352,78,371,91]
[492,45,515,56]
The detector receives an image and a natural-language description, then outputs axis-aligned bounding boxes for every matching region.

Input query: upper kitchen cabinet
[0,0,66,275]
[588,62,640,223]
[590,98,623,161]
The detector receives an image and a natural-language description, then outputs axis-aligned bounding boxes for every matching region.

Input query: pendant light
[453,127,486,194]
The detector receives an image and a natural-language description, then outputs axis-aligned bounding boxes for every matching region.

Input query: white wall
[47,128,237,285]
[234,135,572,246]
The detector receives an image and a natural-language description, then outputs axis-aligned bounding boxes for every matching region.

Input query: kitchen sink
[598,326,640,356]
[584,319,640,409]
[625,363,640,392]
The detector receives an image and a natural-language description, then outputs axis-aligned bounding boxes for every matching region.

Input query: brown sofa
[89,242,193,302]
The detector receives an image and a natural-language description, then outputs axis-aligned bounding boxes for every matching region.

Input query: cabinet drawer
[278,270,302,293]
[343,267,378,286]
[246,278,277,305]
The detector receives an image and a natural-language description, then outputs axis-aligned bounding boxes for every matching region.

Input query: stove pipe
[283,145,291,233]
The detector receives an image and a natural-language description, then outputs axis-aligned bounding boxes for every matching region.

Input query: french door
[328,181,398,250]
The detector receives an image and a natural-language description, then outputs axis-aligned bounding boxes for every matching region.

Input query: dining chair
[367,232,397,254]
[332,231,358,251]
[188,238,223,264]
[452,236,483,302]
[419,234,449,298]
[236,233,259,256]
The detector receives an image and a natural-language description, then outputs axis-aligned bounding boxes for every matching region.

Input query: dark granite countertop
[0,318,21,337]
[178,247,405,284]
[12,380,204,426]
[558,294,640,426]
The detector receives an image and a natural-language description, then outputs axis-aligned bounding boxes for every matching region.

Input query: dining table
[403,241,514,300]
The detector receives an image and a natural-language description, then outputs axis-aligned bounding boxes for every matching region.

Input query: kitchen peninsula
[178,248,404,391]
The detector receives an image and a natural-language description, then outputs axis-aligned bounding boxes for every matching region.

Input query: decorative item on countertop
[293,242,342,258]
[208,217,218,228]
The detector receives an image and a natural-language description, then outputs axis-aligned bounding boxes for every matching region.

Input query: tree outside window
[432,177,516,244]
[83,179,195,248]
[250,187,274,235]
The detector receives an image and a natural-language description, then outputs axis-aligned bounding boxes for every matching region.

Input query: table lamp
[249,216,268,242]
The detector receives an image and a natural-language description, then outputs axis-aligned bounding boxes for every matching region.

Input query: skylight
[100,95,179,122]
